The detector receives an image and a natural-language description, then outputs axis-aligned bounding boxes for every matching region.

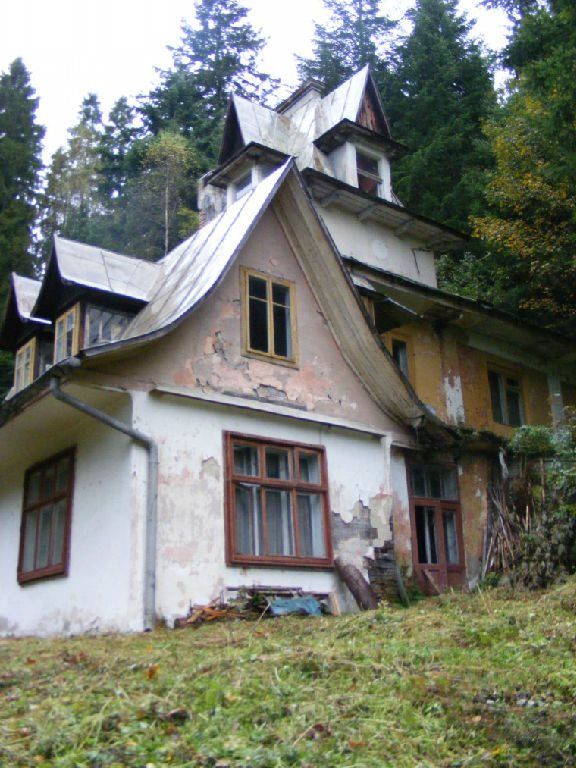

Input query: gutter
[49,375,159,632]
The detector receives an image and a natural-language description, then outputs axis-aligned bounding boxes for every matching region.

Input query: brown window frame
[18,448,75,584]
[224,432,333,568]
[241,267,298,367]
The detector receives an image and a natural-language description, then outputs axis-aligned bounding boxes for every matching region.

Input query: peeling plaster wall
[390,448,412,571]
[318,207,437,287]
[95,207,407,444]
[132,392,392,621]
[0,400,145,637]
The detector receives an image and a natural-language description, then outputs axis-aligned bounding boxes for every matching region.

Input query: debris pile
[174,585,334,629]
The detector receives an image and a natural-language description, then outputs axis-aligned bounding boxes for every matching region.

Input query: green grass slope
[1,579,576,767]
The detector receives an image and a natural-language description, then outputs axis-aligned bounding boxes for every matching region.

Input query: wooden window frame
[18,448,75,585]
[224,432,333,568]
[383,331,413,383]
[14,337,37,393]
[356,148,382,196]
[84,304,132,348]
[54,303,81,364]
[241,267,298,367]
[487,366,525,427]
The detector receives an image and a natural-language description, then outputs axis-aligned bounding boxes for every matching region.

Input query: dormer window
[234,171,253,201]
[14,339,36,393]
[54,304,80,364]
[85,305,131,347]
[356,150,382,195]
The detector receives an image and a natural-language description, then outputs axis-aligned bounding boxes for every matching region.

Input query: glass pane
[441,468,459,501]
[87,306,103,346]
[235,484,263,555]
[266,490,294,556]
[41,464,56,500]
[249,296,268,352]
[37,504,53,569]
[22,510,38,572]
[265,448,290,479]
[489,371,503,423]
[26,471,42,505]
[411,466,426,497]
[38,339,53,375]
[248,275,267,300]
[298,493,325,557]
[506,385,523,427]
[357,152,380,176]
[56,457,71,492]
[235,172,252,199]
[272,284,290,306]
[273,302,291,358]
[443,510,459,564]
[51,499,67,565]
[358,174,379,195]
[428,469,442,499]
[233,445,259,477]
[299,452,320,484]
[415,506,437,564]
[392,339,409,378]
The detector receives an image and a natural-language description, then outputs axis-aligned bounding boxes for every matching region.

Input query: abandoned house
[0,67,574,636]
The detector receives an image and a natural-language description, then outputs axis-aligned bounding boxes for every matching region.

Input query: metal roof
[53,236,160,302]
[122,161,293,341]
[12,274,44,321]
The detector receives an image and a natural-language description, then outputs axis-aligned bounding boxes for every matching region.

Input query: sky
[0,0,510,161]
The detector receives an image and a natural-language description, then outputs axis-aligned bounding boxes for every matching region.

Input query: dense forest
[1,0,575,371]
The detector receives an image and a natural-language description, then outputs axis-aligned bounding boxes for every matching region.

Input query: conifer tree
[298,0,396,91]
[386,0,496,232]
[0,58,44,301]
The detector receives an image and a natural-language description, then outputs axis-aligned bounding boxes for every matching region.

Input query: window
[14,338,36,393]
[225,433,332,567]
[234,171,253,201]
[54,304,80,363]
[488,370,524,426]
[85,305,131,347]
[356,150,382,195]
[18,450,75,583]
[242,268,296,364]
[391,339,409,378]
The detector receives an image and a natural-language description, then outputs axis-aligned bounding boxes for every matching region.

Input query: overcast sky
[0,0,509,161]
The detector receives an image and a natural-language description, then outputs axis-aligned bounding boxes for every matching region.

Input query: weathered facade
[0,67,573,635]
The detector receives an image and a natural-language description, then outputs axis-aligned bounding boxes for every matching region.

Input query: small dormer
[276,80,323,118]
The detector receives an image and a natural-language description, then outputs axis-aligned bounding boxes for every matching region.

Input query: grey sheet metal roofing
[231,66,372,176]
[121,161,292,342]
[52,236,160,302]
[12,274,44,321]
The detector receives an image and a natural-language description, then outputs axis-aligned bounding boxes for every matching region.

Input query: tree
[123,130,197,260]
[142,0,273,168]
[0,58,44,301]
[297,0,396,91]
[385,0,496,233]
[473,0,576,333]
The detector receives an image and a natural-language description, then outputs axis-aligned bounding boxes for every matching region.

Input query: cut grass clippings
[1,578,576,767]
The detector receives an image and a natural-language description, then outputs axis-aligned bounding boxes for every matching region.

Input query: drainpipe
[50,377,159,632]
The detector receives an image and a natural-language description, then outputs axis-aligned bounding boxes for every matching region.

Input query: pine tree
[0,58,44,301]
[142,0,273,168]
[386,0,496,232]
[297,0,396,91]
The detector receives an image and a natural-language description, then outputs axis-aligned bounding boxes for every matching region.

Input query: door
[409,464,465,594]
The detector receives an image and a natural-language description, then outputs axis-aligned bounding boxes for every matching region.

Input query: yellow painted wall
[383,321,553,436]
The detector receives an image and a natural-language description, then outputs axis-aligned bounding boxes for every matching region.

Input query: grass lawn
[1,579,576,768]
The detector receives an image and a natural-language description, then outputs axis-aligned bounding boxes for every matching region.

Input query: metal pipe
[50,378,159,631]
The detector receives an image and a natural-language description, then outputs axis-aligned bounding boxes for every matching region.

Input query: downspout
[50,377,159,632]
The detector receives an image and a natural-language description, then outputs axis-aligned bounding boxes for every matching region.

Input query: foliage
[297,0,396,92]
[0,58,44,301]
[486,416,576,589]
[473,0,576,334]
[2,581,576,765]
[385,0,497,234]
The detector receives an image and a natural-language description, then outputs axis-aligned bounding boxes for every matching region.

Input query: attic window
[85,305,131,347]
[54,304,80,363]
[356,151,381,195]
[14,338,36,393]
[234,171,253,201]
[242,268,296,364]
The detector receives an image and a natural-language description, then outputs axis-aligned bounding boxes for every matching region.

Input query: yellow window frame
[14,337,37,393]
[241,268,298,366]
[54,304,81,364]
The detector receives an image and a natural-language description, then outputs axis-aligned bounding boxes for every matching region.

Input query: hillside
[1,580,576,767]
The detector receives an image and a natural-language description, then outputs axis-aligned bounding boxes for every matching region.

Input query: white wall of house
[0,396,146,637]
[132,391,394,624]
[318,206,438,287]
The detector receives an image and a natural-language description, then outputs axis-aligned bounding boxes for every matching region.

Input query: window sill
[228,555,333,570]
[241,349,298,369]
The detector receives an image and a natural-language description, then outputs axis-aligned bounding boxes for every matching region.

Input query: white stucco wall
[0,398,146,637]
[319,206,438,287]
[132,391,393,623]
